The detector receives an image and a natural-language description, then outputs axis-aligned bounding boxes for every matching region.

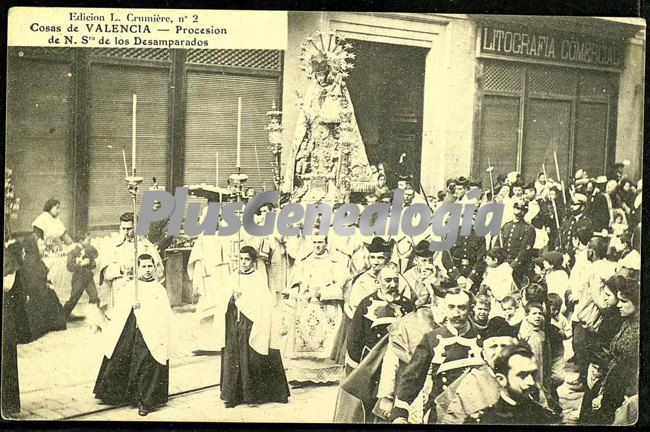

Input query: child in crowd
[63,231,100,319]
[501,295,524,328]
[547,293,571,340]
[610,213,628,237]
[470,292,491,336]
[547,292,574,361]
[543,251,569,307]
[481,247,515,317]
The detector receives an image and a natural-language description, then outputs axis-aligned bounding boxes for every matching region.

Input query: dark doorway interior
[346,40,428,189]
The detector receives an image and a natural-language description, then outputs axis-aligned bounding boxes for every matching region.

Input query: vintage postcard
[3,7,645,425]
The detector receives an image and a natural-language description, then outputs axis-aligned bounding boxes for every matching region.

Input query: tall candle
[237,97,242,169]
[122,149,129,178]
[132,94,137,173]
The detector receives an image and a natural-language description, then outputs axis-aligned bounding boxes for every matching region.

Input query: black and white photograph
[2,10,645,425]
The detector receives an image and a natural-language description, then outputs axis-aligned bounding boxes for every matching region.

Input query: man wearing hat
[585,176,612,233]
[440,222,486,291]
[499,198,536,286]
[608,161,628,182]
[346,237,398,318]
[436,317,554,423]
[346,264,415,377]
[403,240,443,308]
[453,177,469,202]
[560,193,594,260]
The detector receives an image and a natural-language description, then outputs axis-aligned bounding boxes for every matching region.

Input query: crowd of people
[1,160,641,424]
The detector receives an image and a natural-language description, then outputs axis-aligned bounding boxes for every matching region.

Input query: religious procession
[3,12,644,426]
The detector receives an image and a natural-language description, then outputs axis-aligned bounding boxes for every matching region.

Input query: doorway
[345,40,428,189]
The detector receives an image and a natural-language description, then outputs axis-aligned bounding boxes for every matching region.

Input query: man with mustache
[345,264,415,375]
[466,344,559,424]
[333,264,415,423]
[389,288,484,423]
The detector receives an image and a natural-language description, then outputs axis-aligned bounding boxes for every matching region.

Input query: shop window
[87,63,169,228]
[6,58,74,232]
[522,99,572,183]
[478,95,520,188]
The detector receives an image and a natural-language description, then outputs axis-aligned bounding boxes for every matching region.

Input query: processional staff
[553,150,568,205]
[487,158,503,248]
[544,163,562,249]
[126,94,143,309]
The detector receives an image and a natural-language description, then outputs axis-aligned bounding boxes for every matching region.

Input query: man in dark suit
[466,344,560,425]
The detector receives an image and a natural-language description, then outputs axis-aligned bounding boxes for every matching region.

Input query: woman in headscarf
[2,237,23,415]
[14,235,66,342]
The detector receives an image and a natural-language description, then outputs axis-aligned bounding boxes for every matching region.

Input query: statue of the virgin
[281,30,373,204]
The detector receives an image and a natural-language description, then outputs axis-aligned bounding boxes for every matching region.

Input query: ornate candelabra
[266,101,283,191]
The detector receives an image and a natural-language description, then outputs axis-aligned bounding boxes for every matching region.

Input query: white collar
[500,391,518,406]
[445,320,470,336]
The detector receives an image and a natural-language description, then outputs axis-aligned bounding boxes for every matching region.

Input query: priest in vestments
[219,246,290,407]
[94,254,172,416]
[187,232,232,353]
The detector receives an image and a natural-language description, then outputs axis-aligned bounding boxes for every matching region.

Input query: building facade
[5,13,645,234]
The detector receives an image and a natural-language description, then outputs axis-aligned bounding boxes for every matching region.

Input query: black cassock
[2,286,20,415]
[220,297,289,407]
[94,311,169,408]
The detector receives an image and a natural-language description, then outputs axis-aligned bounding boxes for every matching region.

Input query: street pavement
[7,301,584,424]
[9,303,220,421]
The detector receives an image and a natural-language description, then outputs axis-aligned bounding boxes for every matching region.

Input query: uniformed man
[499,199,536,286]
[403,241,442,308]
[585,176,611,234]
[389,288,484,423]
[436,317,523,423]
[560,193,594,260]
[440,205,486,291]
[346,264,415,375]
[465,343,560,425]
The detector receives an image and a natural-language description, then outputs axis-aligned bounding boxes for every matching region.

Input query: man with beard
[560,194,594,261]
[346,264,415,375]
[333,264,415,423]
[436,317,550,423]
[389,288,484,423]
[467,344,560,424]
[345,237,395,318]
[499,199,536,286]
[331,237,395,366]
[403,240,443,308]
